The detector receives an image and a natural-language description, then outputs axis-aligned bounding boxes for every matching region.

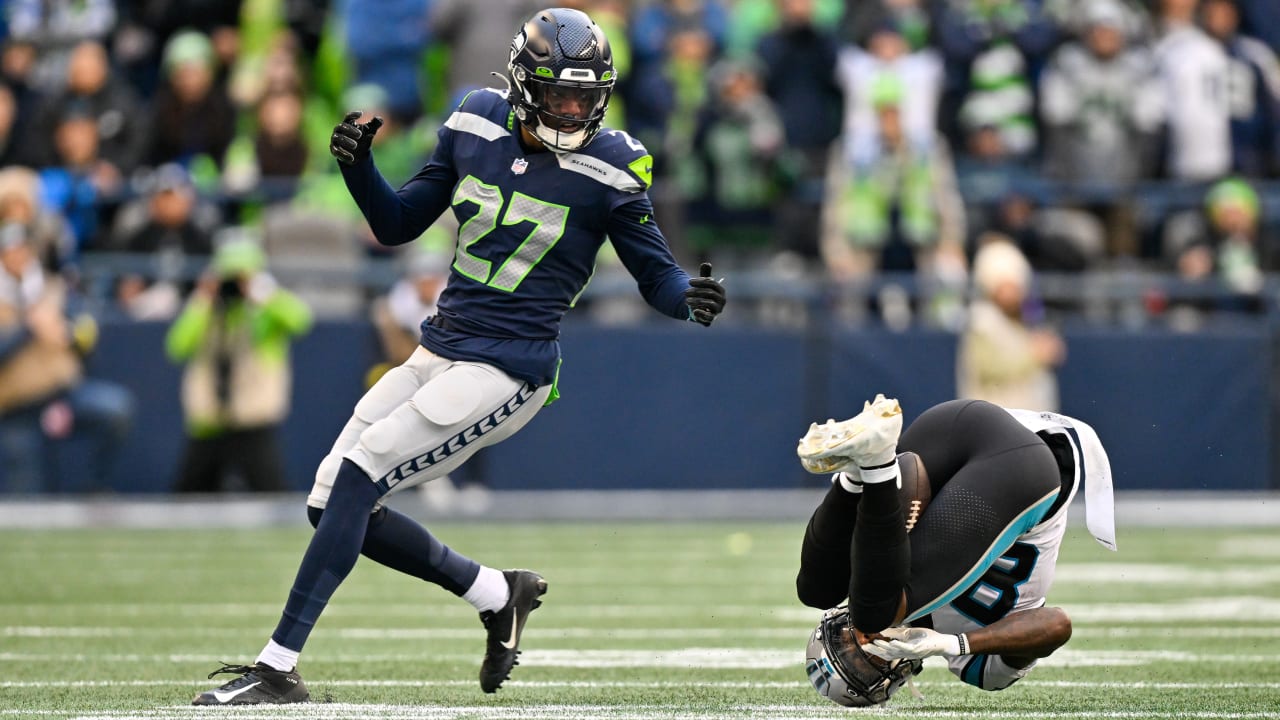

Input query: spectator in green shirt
[165,231,313,493]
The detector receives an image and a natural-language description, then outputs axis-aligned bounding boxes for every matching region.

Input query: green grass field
[2,521,1279,719]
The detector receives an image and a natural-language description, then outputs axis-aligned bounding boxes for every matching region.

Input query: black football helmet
[805,606,923,707]
[506,8,615,152]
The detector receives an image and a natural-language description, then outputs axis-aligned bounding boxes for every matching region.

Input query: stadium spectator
[106,164,221,320]
[191,7,726,705]
[1236,0,1280,56]
[957,235,1065,412]
[29,40,149,175]
[837,20,942,172]
[624,0,729,165]
[1044,0,1152,41]
[0,221,133,494]
[222,89,312,200]
[822,75,967,327]
[1200,0,1280,178]
[165,232,312,493]
[1153,0,1233,180]
[795,394,1114,706]
[0,166,77,276]
[1039,0,1163,257]
[38,102,121,256]
[932,0,1060,150]
[756,0,844,262]
[0,83,32,168]
[110,0,241,98]
[683,57,791,269]
[429,0,543,108]
[1162,176,1268,314]
[843,0,932,52]
[146,30,237,170]
[343,0,435,125]
[5,0,117,94]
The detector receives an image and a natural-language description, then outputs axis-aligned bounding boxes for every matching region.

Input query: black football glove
[330,111,384,165]
[685,262,726,326]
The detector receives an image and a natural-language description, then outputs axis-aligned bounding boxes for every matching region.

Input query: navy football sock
[272,459,381,651]
[849,482,909,633]
[308,504,480,595]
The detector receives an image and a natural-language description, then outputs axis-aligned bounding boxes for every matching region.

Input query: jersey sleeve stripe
[555,153,644,193]
[444,111,509,142]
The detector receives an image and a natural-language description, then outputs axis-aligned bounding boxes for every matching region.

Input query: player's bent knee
[796,575,846,611]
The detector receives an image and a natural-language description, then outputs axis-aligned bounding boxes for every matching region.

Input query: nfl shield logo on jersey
[511,158,529,175]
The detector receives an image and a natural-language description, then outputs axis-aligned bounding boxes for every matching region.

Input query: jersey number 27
[451,174,568,293]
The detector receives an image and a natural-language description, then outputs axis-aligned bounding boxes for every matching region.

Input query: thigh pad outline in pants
[308,358,426,509]
[346,360,549,497]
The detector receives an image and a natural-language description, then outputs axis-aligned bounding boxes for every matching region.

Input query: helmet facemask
[805,607,923,707]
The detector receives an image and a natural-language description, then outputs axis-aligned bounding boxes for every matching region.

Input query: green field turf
[2,521,1278,719]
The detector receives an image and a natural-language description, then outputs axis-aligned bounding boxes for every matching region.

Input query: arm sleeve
[164,299,214,362]
[339,134,458,247]
[606,195,693,320]
[259,289,314,337]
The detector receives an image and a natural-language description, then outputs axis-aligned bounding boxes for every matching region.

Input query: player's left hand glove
[686,262,726,326]
[330,111,384,165]
[862,626,968,660]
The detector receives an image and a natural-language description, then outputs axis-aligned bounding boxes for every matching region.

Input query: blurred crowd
[0,0,1275,321]
[3,0,1280,491]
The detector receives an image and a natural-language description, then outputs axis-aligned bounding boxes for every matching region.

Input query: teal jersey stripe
[962,654,989,687]
[905,489,1060,622]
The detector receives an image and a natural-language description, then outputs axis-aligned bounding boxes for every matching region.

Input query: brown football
[897,451,931,532]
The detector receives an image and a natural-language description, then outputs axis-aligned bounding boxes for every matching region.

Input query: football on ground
[896,451,930,532]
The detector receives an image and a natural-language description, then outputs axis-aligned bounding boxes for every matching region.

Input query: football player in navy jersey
[193,8,726,706]
[795,397,1116,707]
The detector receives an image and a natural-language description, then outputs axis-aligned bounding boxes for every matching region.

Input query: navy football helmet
[506,8,615,152]
[805,607,923,707]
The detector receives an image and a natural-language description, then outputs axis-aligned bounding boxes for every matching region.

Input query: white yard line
[1,648,1277,668]
[7,625,1280,640]
[9,596,1280,623]
[3,706,1280,720]
[3,679,1280,690]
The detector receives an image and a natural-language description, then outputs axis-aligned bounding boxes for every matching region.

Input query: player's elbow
[1042,606,1073,653]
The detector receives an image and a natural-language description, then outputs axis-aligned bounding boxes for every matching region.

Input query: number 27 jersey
[344,88,692,386]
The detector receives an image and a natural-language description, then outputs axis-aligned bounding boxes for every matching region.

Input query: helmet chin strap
[534,124,588,153]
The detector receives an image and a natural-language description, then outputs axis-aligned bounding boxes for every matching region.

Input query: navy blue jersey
[340,89,694,386]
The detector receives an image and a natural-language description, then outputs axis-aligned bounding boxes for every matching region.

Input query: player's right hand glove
[862,626,968,660]
[685,262,726,326]
[330,111,384,165]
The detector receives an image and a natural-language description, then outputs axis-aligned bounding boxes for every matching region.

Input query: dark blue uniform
[340,89,694,386]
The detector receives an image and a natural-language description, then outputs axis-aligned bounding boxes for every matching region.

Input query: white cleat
[797,394,904,474]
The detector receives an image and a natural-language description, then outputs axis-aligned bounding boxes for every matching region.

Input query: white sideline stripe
[13,596,1280,623]
[4,679,1280,690]
[1,648,1277,668]
[3,707,1280,720]
[9,624,1280,640]
[777,597,1280,623]
[1056,564,1280,585]
[0,626,804,640]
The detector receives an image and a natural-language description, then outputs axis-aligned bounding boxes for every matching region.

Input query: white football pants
[307,346,550,509]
